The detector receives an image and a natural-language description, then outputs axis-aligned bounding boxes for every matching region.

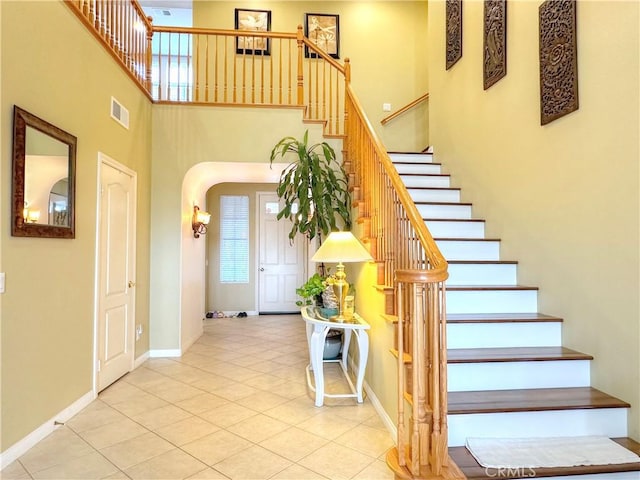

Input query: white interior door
[96,155,136,392]
[258,193,306,313]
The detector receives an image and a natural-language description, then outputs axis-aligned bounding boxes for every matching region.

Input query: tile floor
[2,314,395,480]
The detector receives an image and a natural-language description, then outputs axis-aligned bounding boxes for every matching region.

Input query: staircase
[389,151,640,479]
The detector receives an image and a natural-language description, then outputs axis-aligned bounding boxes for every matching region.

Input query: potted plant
[269,130,351,241]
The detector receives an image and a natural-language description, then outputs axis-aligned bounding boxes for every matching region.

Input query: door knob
[128,281,136,288]
[259,268,265,272]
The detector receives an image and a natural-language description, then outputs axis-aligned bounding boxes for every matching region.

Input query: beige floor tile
[235,390,290,412]
[259,427,329,462]
[189,375,237,393]
[181,430,252,466]
[30,451,118,480]
[154,416,220,446]
[298,443,377,480]
[98,381,146,405]
[185,467,228,479]
[144,382,204,403]
[269,463,330,480]
[0,461,31,479]
[263,397,323,425]
[242,372,288,390]
[124,448,208,480]
[212,445,292,480]
[334,424,395,459]
[108,391,170,417]
[207,382,260,402]
[174,392,230,414]
[296,412,361,440]
[351,459,395,480]
[100,432,174,470]
[78,417,149,450]
[269,380,309,399]
[65,400,126,433]
[197,402,257,428]
[226,413,290,443]
[130,404,192,430]
[19,428,95,474]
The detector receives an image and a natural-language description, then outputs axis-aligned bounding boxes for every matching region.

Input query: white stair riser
[400,175,450,188]
[447,322,561,348]
[448,408,628,447]
[447,263,517,285]
[408,189,460,203]
[394,164,442,175]
[390,153,433,164]
[416,203,471,219]
[437,240,500,261]
[426,220,485,239]
[448,360,591,391]
[447,289,538,314]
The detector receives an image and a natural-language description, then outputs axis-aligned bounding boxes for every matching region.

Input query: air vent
[162,9,171,16]
[110,96,129,130]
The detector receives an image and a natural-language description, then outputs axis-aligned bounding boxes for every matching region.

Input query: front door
[96,154,136,391]
[257,193,306,313]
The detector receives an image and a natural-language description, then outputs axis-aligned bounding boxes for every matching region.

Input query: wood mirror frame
[12,106,77,238]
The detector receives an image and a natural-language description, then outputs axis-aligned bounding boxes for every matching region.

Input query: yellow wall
[1,1,152,450]
[192,1,429,151]
[428,0,639,439]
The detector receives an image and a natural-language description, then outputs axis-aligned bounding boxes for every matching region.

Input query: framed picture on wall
[304,13,340,59]
[235,8,271,55]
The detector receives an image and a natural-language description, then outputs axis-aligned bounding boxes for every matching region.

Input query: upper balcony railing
[65,0,348,136]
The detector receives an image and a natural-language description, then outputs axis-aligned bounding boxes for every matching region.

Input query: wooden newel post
[296,25,304,106]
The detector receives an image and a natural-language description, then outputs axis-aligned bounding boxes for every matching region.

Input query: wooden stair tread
[425,218,485,222]
[406,186,461,191]
[399,173,450,177]
[448,346,593,363]
[435,237,500,241]
[415,201,472,206]
[449,437,640,479]
[449,387,630,415]
[448,260,518,265]
[446,313,563,323]
[447,285,539,291]
[393,161,442,165]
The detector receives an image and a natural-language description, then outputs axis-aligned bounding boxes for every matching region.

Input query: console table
[301,306,370,407]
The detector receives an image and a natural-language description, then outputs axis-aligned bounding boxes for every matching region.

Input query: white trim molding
[149,349,182,358]
[0,390,95,469]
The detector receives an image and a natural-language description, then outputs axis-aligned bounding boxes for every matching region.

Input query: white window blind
[220,195,249,283]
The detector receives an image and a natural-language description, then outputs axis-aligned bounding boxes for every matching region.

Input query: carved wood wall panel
[483,0,507,89]
[539,0,579,125]
[446,0,463,70]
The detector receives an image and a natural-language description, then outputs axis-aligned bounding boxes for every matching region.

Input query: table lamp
[311,231,373,322]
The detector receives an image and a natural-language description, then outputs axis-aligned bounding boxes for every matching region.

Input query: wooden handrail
[380,92,429,126]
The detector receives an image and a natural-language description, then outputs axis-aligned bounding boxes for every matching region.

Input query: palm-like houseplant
[269,130,351,241]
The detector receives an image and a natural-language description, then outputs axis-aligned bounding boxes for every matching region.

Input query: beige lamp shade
[311,231,373,263]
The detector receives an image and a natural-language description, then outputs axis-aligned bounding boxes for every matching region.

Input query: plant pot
[323,329,343,359]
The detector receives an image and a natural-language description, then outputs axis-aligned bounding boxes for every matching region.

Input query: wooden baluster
[397,281,406,466]
[194,34,200,102]
[296,26,304,106]
[223,36,228,103]
[187,33,192,102]
[145,19,152,94]
[208,35,212,103]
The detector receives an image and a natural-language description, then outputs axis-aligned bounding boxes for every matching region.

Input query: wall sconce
[192,205,211,238]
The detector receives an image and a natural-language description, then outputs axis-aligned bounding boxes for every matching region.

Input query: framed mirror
[12,106,77,238]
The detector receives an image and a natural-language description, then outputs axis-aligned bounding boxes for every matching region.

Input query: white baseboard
[0,390,95,469]
[133,351,150,369]
[149,349,181,358]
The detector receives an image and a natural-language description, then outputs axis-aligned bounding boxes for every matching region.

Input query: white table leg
[309,326,328,407]
[354,330,369,403]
